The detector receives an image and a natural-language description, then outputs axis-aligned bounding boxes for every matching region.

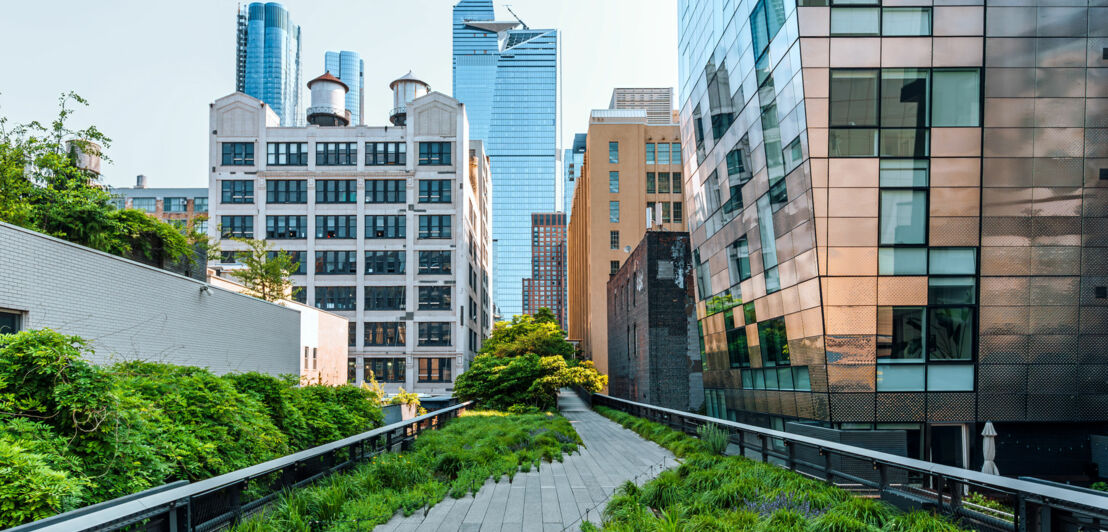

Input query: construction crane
[504,4,529,29]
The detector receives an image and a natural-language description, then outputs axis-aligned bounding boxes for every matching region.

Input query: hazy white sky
[0,0,678,189]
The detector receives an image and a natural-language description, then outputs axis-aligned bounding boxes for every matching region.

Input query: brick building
[521,212,567,329]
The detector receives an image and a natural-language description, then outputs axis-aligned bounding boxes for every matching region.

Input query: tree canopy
[228,238,298,302]
[478,309,575,360]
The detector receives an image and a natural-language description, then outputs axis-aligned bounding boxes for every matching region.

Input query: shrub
[0,438,87,527]
[454,353,606,411]
[696,423,730,455]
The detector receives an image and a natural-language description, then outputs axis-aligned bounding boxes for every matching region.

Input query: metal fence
[592,393,1108,532]
[8,401,473,532]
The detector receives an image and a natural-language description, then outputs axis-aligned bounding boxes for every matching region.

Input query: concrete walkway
[373,390,675,532]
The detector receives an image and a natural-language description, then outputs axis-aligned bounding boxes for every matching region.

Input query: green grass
[593,406,968,532]
[231,410,580,531]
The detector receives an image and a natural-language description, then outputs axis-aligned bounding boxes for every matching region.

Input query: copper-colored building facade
[522,212,568,329]
[680,0,1106,477]
[568,109,685,377]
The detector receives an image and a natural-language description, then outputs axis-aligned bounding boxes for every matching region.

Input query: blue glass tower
[324,51,364,125]
[236,2,302,127]
[452,0,559,319]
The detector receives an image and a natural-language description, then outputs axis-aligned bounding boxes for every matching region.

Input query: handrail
[8,401,473,532]
[591,393,1108,531]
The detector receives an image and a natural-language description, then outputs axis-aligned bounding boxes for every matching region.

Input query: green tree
[480,310,575,360]
[228,238,298,302]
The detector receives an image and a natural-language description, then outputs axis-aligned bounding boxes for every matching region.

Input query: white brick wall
[0,222,300,375]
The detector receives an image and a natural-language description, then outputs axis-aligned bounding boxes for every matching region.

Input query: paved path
[373,390,675,532]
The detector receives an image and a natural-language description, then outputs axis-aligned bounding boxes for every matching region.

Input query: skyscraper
[452,0,559,319]
[325,51,365,125]
[236,2,303,127]
[609,88,675,125]
[564,133,586,220]
[521,213,567,329]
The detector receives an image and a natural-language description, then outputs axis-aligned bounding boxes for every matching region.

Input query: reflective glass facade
[564,133,586,220]
[452,0,560,318]
[324,51,364,125]
[236,2,302,127]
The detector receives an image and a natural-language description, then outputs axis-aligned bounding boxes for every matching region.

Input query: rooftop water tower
[306,72,350,126]
[388,72,430,126]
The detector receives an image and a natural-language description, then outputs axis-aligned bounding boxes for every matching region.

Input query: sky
[0,0,679,189]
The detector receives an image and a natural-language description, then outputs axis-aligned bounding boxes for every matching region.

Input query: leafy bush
[697,423,730,455]
[454,353,606,411]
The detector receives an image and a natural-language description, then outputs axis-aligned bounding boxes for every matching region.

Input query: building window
[365,286,406,310]
[671,143,681,164]
[610,231,619,250]
[291,286,306,303]
[193,197,208,213]
[418,250,451,274]
[365,215,406,239]
[419,215,451,239]
[658,172,670,194]
[366,179,405,203]
[646,143,655,164]
[315,215,357,239]
[316,142,357,166]
[267,142,308,166]
[220,251,239,264]
[0,310,21,335]
[610,260,620,275]
[349,324,357,348]
[349,357,357,381]
[221,142,254,166]
[673,202,683,224]
[365,322,406,346]
[419,179,453,203]
[316,179,356,203]
[418,357,452,382]
[672,172,682,195]
[132,197,156,212]
[221,180,254,204]
[418,286,452,311]
[365,251,406,274]
[418,142,452,165]
[756,195,780,294]
[366,358,406,382]
[194,220,208,234]
[220,216,253,238]
[315,286,356,311]
[267,180,308,203]
[266,215,307,239]
[269,250,306,275]
[418,322,452,346]
[757,317,789,367]
[608,141,619,164]
[163,197,187,212]
[879,190,927,245]
[883,7,931,36]
[657,143,670,165]
[830,7,931,36]
[646,172,655,194]
[932,69,981,127]
[366,142,406,166]
[609,201,619,223]
[662,202,672,223]
[727,323,750,368]
[727,236,751,284]
[608,171,619,193]
[315,251,357,274]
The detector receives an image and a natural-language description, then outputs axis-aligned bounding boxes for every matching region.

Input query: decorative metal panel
[978,364,1029,394]
[830,393,876,422]
[978,394,1026,422]
[927,392,975,422]
[1026,394,1076,422]
[876,393,925,422]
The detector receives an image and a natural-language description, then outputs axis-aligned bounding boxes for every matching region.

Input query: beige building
[568,107,684,377]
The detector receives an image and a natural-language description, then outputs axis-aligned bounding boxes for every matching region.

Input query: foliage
[696,423,730,455]
[1092,482,1108,492]
[233,410,581,531]
[389,387,420,407]
[0,329,383,527]
[963,492,1013,520]
[592,406,970,532]
[454,353,607,411]
[479,310,575,360]
[227,238,298,301]
[0,93,191,265]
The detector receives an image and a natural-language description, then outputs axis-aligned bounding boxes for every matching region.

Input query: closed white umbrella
[981,421,999,475]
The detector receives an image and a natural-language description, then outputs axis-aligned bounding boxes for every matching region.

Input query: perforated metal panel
[1027,334,1079,363]
[1078,395,1108,422]
[831,393,876,422]
[1027,394,1076,422]
[978,364,1029,394]
[979,334,1030,363]
[876,393,925,422]
[927,392,975,422]
[978,394,1026,422]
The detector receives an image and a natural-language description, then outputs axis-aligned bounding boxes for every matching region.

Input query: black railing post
[1040,505,1052,532]
[737,430,746,458]
[821,448,834,484]
[758,434,768,463]
[230,480,244,525]
[1017,493,1028,532]
[936,475,946,512]
[786,441,796,472]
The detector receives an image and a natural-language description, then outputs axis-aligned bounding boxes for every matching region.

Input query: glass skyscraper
[564,133,586,220]
[236,2,302,127]
[324,51,364,125]
[452,0,559,318]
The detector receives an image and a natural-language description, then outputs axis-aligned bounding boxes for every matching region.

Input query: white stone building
[208,73,493,393]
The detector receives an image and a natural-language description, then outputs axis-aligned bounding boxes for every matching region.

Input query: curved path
[374,390,674,532]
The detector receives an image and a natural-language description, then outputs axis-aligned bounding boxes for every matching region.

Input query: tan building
[568,108,684,377]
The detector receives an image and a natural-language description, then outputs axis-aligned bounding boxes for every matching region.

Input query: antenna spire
[504,4,529,29]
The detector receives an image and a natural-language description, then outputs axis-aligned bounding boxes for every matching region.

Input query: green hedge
[0,329,383,528]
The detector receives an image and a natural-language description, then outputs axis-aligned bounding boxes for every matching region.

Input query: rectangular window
[610,231,619,250]
[418,322,452,346]
[883,7,931,36]
[662,202,672,223]
[750,0,786,58]
[132,197,156,212]
[757,316,789,366]
[365,180,406,203]
[365,142,406,166]
[830,70,879,127]
[727,326,750,368]
[365,215,406,239]
[418,250,452,274]
[349,325,356,348]
[879,190,926,245]
[645,143,655,164]
[932,70,981,127]
[269,250,306,275]
[672,173,682,195]
[878,248,928,275]
[220,215,253,238]
[673,202,683,224]
[418,142,452,165]
[609,201,620,223]
[365,322,406,346]
[728,236,751,284]
[418,357,453,382]
[316,180,356,203]
[656,172,670,194]
[419,179,453,203]
[657,143,670,165]
[315,251,357,274]
[608,141,619,164]
[880,159,929,187]
[671,143,681,164]
[314,286,356,311]
[315,215,357,239]
[267,180,308,203]
[194,197,208,213]
[221,180,254,204]
[418,286,452,310]
[0,310,22,335]
[365,251,406,274]
[267,142,308,166]
[163,197,187,212]
[610,260,620,275]
[365,358,406,382]
[315,142,357,166]
[221,142,254,166]
[756,195,780,293]
[830,7,879,35]
[646,172,656,194]
[881,69,929,128]
[220,251,239,264]
[266,215,307,239]
[365,286,406,310]
[877,306,925,361]
[608,171,619,193]
[419,215,451,239]
[769,179,788,212]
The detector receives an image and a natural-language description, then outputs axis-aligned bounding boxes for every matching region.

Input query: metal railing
[591,393,1108,532]
[8,401,473,532]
